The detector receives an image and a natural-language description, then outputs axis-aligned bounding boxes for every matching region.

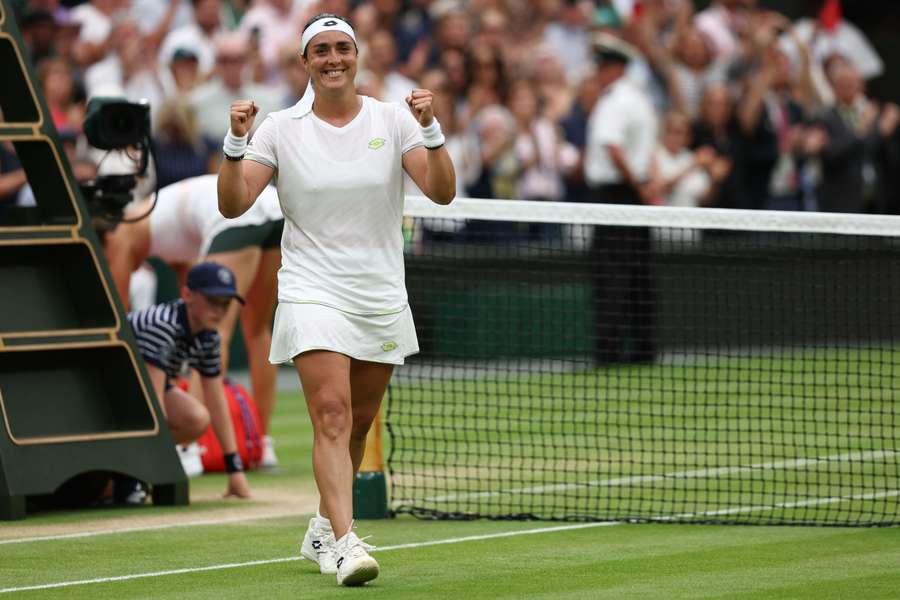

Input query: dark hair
[301,13,356,58]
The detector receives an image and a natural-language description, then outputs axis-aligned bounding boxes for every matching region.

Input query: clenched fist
[405,89,435,127]
[230,100,259,137]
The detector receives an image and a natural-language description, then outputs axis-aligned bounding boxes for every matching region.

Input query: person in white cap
[217,13,456,586]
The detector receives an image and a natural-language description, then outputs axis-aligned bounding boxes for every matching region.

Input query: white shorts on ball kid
[268,302,419,365]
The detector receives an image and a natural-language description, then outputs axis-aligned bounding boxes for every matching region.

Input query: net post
[352,409,388,519]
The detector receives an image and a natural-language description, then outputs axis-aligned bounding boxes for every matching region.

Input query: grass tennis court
[387,349,899,524]
[2,378,899,598]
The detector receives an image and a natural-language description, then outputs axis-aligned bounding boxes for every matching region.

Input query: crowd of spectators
[2,0,899,216]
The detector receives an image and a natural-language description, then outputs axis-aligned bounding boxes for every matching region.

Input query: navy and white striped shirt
[128,299,222,380]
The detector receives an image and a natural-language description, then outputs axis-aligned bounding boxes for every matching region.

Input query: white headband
[300,18,356,55]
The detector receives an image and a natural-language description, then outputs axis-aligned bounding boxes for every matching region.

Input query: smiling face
[302,30,358,94]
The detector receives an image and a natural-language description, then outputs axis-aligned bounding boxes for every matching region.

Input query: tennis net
[385,197,900,526]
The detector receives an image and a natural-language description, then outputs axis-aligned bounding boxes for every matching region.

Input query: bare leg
[348,360,393,473]
[163,387,211,444]
[204,247,262,372]
[102,203,151,311]
[238,247,280,435]
[294,351,354,539]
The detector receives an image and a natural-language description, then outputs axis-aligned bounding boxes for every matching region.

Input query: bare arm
[200,375,251,498]
[146,364,169,420]
[402,89,456,205]
[217,100,274,218]
[0,169,27,199]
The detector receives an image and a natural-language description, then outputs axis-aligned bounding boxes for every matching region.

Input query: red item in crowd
[818,0,842,32]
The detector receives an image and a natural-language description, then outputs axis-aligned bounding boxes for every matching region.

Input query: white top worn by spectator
[585,77,658,186]
[245,96,425,314]
[785,18,883,80]
[653,144,711,208]
[71,1,114,45]
[190,78,283,140]
[694,1,746,61]
[515,118,578,201]
[238,1,309,84]
[159,23,221,78]
[130,0,194,35]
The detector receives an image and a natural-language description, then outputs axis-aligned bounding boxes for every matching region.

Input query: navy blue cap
[187,262,245,304]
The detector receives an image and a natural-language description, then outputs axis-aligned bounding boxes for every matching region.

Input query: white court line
[424,450,899,503]
[0,522,616,594]
[0,511,304,546]
[2,489,896,595]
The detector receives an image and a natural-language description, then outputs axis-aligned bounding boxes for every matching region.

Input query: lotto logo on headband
[300,17,357,54]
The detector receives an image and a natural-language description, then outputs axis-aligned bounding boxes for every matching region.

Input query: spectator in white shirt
[159,0,226,79]
[583,32,659,365]
[189,33,284,141]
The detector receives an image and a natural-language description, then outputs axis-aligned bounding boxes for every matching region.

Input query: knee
[350,412,377,445]
[312,394,351,442]
[184,405,211,441]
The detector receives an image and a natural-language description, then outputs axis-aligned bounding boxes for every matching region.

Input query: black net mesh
[386,208,900,526]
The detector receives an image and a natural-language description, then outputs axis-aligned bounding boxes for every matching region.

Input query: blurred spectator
[584,34,657,205]
[84,19,171,126]
[736,15,817,210]
[530,46,575,123]
[277,41,309,107]
[417,0,471,79]
[36,56,84,132]
[152,96,218,188]
[71,0,126,67]
[813,61,900,213]
[130,0,194,41]
[787,0,883,81]
[358,28,418,106]
[20,9,57,63]
[238,0,308,84]
[542,0,592,84]
[646,0,729,121]
[584,32,658,365]
[0,142,28,207]
[189,32,283,141]
[159,0,227,79]
[648,111,726,208]
[465,42,508,123]
[694,0,755,62]
[691,84,741,208]
[469,104,520,201]
[508,77,577,205]
[168,47,202,96]
[560,71,602,204]
[416,69,480,241]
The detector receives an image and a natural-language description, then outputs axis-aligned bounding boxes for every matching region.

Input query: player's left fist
[406,89,435,127]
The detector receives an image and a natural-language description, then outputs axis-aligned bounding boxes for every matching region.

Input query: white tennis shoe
[177,443,204,478]
[300,517,337,574]
[261,435,278,469]
[335,529,379,586]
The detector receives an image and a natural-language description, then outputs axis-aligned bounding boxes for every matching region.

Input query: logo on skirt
[381,341,398,352]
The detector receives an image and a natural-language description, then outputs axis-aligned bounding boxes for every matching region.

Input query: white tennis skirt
[268,302,419,365]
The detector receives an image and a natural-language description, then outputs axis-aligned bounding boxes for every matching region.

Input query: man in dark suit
[817,61,900,213]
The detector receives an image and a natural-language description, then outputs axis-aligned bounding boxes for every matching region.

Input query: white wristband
[421,118,445,149]
[223,129,248,158]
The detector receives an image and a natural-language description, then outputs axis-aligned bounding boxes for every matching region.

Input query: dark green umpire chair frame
[0,0,187,519]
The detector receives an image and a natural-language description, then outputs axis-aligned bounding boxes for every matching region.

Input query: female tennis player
[217,13,455,586]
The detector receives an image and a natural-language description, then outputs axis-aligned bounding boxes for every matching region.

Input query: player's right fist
[229,100,259,137]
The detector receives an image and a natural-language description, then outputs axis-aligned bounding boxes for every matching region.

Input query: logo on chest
[368,138,386,150]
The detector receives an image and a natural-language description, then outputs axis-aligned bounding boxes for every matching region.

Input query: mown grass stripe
[0,522,614,594]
